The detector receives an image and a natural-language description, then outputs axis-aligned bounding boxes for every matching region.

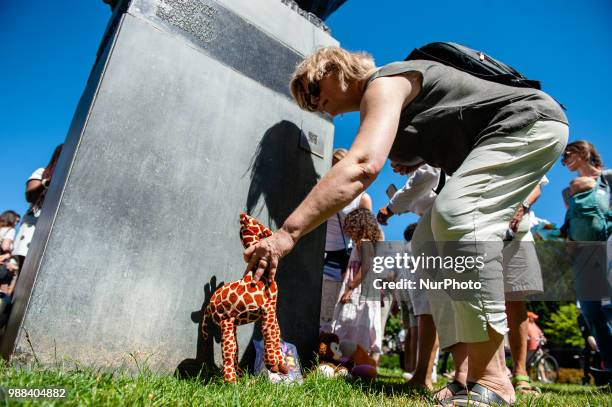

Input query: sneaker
[402,371,414,381]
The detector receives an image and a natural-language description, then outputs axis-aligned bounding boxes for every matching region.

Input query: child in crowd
[0,211,20,263]
[0,210,20,308]
[331,208,384,363]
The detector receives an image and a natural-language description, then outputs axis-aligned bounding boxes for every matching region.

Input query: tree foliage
[542,303,583,348]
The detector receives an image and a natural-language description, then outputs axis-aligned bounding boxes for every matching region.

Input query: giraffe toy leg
[220,318,238,383]
[261,303,288,374]
[233,326,242,377]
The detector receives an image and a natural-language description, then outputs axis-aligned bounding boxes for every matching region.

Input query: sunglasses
[303,80,320,110]
[561,151,571,164]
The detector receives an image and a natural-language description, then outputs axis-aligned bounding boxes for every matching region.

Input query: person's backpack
[405,42,565,109]
[406,42,543,88]
[564,175,612,242]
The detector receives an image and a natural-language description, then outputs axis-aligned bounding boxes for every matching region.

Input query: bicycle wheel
[532,353,560,384]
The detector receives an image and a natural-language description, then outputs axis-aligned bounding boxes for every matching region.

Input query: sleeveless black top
[365,60,568,174]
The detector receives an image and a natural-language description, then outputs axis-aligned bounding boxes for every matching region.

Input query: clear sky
[2,0,611,241]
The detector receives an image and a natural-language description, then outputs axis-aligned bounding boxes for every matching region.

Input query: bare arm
[525,184,542,204]
[1,238,13,253]
[340,264,363,304]
[569,177,597,196]
[245,75,418,282]
[509,184,542,232]
[359,192,372,211]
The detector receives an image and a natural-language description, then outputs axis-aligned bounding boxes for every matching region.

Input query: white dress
[330,244,382,355]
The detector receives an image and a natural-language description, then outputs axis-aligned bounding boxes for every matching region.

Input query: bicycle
[525,338,560,384]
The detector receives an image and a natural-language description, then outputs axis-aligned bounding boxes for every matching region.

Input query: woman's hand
[509,206,525,233]
[340,286,353,304]
[390,161,424,175]
[6,261,19,275]
[243,229,295,283]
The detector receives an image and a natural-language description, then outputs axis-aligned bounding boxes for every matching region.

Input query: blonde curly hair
[289,46,375,112]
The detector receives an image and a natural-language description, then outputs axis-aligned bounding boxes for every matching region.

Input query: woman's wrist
[275,228,298,256]
[279,223,300,247]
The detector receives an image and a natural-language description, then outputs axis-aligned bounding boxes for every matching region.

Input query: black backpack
[406,42,565,109]
[406,42,542,89]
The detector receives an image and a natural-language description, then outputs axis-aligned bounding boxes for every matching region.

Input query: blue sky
[2,0,611,241]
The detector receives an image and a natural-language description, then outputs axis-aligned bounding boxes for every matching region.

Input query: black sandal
[447,382,513,406]
[433,380,467,405]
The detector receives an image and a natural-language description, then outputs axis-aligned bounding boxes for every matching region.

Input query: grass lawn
[0,362,610,406]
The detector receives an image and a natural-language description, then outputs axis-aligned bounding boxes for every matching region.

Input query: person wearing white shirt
[377,164,442,224]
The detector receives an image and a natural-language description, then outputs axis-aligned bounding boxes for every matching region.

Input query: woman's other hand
[509,206,525,233]
[243,229,295,283]
[391,161,424,175]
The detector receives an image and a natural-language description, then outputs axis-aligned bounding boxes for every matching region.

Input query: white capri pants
[416,120,567,349]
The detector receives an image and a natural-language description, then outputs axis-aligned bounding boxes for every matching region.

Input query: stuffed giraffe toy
[202,213,287,383]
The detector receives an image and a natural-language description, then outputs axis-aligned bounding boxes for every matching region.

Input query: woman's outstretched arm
[245,74,418,282]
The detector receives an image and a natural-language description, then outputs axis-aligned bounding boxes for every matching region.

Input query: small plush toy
[340,340,378,379]
[339,341,376,367]
[317,332,349,377]
[202,213,287,383]
[317,332,377,379]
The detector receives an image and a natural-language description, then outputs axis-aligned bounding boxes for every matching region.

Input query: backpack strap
[433,171,446,194]
[337,212,349,252]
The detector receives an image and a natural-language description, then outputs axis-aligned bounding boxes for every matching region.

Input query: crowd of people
[2,42,610,405]
[242,46,611,405]
[315,139,611,402]
[0,144,63,329]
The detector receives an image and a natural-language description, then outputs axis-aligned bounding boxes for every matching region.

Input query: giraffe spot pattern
[202,213,281,383]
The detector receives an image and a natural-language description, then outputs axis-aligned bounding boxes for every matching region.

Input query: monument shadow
[178,120,324,379]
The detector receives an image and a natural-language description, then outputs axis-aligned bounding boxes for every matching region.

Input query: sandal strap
[465,382,511,406]
[511,375,531,385]
[515,383,542,394]
[433,380,467,403]
[447,380,467,395]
